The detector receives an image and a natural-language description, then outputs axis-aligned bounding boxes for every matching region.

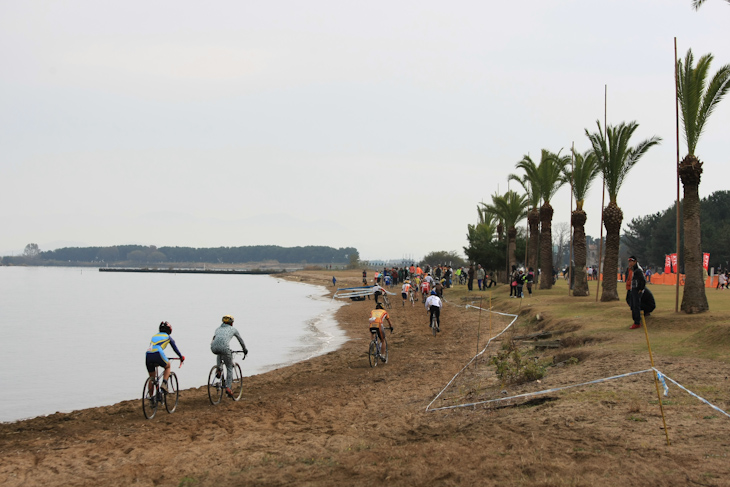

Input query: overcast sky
[1,1,728,261]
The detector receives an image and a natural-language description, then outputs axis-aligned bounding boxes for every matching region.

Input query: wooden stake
[596,85,607,302]
[674,37,681,313]
[640,311,671,446]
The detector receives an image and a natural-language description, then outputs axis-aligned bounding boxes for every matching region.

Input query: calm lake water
[0,266,346,423]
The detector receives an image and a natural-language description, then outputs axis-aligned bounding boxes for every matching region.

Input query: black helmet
[376,303,384,310]
[159,321,172,334]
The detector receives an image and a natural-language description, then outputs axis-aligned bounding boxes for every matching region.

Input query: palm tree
[482,190,528,281]
[677,48,730,313]
[509,158,541,275]
[586,121,661,302]
[692,0,730,9]
[565,149,601,296]
[531,149,570,289]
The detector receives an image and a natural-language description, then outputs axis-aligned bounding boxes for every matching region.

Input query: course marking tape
[427,369,653,411]
[653,368,730,419]
[425,305,518,411]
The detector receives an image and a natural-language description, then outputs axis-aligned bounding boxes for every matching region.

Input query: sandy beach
[1,269,730,486]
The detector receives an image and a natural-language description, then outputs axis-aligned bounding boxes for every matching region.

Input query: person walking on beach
[211,315,248,398]
[146,321,185,395]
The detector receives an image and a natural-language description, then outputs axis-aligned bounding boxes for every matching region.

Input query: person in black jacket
[627,256,646,329]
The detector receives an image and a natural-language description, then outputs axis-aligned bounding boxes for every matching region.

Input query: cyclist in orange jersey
[369,303,394,359]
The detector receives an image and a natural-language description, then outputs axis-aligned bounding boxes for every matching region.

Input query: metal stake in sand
[640,311,671,446]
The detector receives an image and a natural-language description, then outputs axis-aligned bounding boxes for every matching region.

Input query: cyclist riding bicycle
[211,315,248,398]
[369,303,394,361]
[420,279,431,302]
[424,290,443,333]
[146,321,185,394]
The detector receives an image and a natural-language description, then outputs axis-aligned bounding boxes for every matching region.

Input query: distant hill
[2,244,359,267]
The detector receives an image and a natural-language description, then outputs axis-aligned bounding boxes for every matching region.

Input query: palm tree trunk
[600,202,622,302]
[539,202,554,289]
[508,227,517,272]
[680,155,709,313]
[528,208,539,272]
[572,210,589,296]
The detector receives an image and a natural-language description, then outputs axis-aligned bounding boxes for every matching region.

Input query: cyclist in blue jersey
[211,315,248,398]
[145,321,185,394]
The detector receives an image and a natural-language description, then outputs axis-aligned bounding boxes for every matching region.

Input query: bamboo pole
[674,37,681,313]
[640,311,671,446]
[596,85,607,302]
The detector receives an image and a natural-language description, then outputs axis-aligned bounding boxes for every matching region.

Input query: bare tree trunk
[680,156,709,313]
[572,210,589,296]
[528,208,539,272]
[539,202,554,290]
[508,227,517,272]
[600,202,622,302]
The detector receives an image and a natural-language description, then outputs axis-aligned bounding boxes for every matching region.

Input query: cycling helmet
[375,303,384,310]
[431,290,437,295]
[222,315,235,325]
[159,321,172,334]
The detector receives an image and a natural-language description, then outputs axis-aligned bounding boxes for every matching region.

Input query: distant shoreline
[98,267,285,275]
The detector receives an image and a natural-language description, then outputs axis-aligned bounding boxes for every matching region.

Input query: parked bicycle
[207,351,245,404]
[142,358,181,419]
[368,325,393,367]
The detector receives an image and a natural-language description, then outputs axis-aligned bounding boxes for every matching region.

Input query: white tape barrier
[653,368,730,419]
[425,304,518,411]
[426,303,730,418]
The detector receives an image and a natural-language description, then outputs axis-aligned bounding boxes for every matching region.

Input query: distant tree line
[2,244,358,266]
[623,190,730,271]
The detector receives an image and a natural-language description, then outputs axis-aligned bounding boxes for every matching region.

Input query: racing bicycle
[142,358,181,419]
[368,325,393,367]
[207,351,245,404]
[430,310,439,336]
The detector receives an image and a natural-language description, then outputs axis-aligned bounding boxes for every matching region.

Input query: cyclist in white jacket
[424,291,443,332]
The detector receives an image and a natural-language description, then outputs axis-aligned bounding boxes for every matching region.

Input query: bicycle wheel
[230,363,244,401]
[368,340,378,367]
[207,366,224,405]
[142,377,159,419]
[431,314,437,336]
[164,372,179,413]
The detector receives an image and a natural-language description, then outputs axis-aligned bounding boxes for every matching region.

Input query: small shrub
[490,340,546,385]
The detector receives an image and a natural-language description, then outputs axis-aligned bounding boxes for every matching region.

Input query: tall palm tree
[677,48,730,313]
[509,157,541,275]
[565,149,601,296]
[533,149,570,289]
[586,121,661,302]
[482,190,528,281]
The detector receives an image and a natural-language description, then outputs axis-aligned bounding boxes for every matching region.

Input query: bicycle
[368,325,393,367]
[142,358,181,419]
[381,293,392,309]
[207,351,245,404]
[429,310,439,336]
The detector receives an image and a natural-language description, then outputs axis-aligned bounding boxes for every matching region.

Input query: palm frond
[570,149,601,204]
[585,120,660,202]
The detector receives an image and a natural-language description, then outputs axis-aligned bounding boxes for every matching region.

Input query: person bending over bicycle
[401,279,414,307]
[211,315,248,398]
[372,283,387,305]
[146,321,185,394]
[425,290,443,332]
[369,303,394,358]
